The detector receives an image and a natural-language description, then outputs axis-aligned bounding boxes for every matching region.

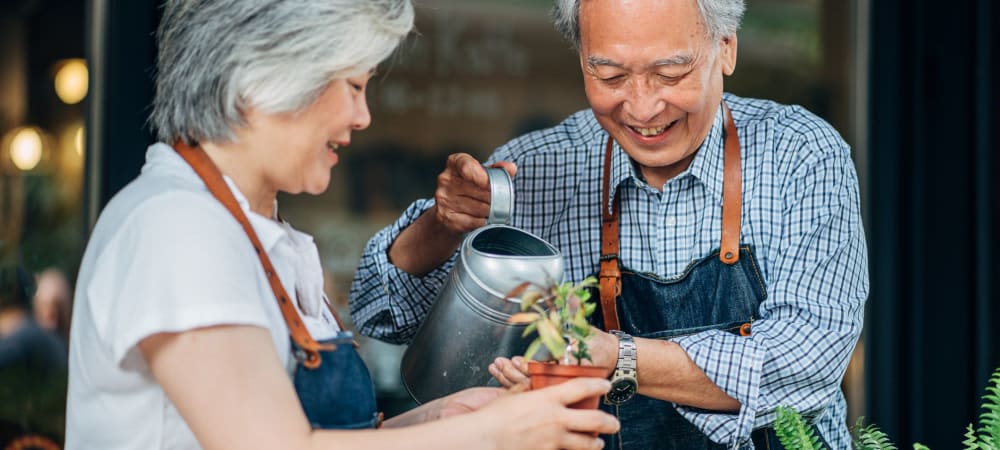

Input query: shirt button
[666,217,676,226]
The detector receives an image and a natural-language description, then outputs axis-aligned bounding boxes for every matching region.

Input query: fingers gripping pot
[400,168,564,404]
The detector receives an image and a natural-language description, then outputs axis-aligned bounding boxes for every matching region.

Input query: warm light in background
[54,59,88,105]
[74,126,84,155]
[9,127,43,171]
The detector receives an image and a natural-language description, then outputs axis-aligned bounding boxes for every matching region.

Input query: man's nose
[622,78,667,123]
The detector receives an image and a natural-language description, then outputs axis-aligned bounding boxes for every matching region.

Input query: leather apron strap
[173,141,335,369]
[599,102,743,331]
[599,137,623,331]
[719,102,742,264]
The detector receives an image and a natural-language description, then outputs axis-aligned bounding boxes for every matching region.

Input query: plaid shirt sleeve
[672,124,868,448]
[348,198,458,344]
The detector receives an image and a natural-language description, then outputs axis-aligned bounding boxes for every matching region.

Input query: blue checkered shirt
[350,93,868,449]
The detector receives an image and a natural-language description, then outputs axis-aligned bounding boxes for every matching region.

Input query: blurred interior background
[0,0,996,448]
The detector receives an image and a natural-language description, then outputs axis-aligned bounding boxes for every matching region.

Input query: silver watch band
[613,331,636,372]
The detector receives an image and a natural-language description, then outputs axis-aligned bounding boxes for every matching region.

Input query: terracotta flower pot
[526,361,609,409]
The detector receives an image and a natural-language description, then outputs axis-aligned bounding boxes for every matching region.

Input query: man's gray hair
[151,0,414,145]
[552,0,745,50]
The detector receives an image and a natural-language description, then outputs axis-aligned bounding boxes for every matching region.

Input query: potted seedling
[507,276,609,409]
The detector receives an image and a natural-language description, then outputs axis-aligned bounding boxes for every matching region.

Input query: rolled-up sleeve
[349,198,459,344]
[672,137,868,448]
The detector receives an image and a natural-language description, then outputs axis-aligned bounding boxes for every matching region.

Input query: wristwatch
[605,330,638,405]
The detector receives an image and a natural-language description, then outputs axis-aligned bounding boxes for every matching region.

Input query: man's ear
[720,35,738,76]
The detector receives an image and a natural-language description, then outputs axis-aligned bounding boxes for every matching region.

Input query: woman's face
[239,72,373,196]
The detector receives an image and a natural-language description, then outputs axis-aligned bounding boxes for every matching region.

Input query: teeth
[326,142,339,151]
[635,125,667,137]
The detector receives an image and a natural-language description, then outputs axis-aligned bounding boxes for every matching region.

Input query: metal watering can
[400,168,564,404]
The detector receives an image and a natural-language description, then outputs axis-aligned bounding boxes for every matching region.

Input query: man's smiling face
[579,0,737,189]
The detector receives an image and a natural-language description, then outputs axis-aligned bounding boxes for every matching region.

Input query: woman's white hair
[151,0,414,145]
[552,0,744,50]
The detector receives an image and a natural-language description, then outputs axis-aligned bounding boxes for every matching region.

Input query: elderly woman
[64,1,618,449]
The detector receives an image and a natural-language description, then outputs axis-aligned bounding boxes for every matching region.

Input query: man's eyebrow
[651,55,694,67]
[586,56,625,68]
[586,54,694,70]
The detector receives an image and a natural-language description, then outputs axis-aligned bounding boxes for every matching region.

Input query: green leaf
[851,416,898,450]
[963,423,979,449]
[521,321,538,338]
[524,339,543,361]
[775,406,826,450]
[537,319,566,360]
[972,367,1000,448]
[573,339,593,364]
[572,313,590,335]
[507,312,539,324]
[519,290,543,311]
[548,310,562,327]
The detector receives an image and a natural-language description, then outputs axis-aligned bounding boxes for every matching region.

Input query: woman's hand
[383,387,505,428]
[478,377,619,450]
[435,387,505,419]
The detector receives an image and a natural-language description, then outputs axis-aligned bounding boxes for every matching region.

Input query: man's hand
[388,153,517,276]
[488,356,531,389]
[430,153,518,235]
[488,331,618,389]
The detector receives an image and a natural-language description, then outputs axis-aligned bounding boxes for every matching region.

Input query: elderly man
[350,0,867,448]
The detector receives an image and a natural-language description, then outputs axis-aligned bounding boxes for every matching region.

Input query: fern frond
[850,416,896,450]
[964,423,980,449]
[852,417,865,450]
[774,406,825,450]
[912,443,930,450]
[856,426,897,449]
[851,416,900,450]
[977,369,1000,448]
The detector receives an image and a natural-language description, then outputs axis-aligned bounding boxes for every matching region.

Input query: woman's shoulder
[86,168,250,272]
[103,179,234,238]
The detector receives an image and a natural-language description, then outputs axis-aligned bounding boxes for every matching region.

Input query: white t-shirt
[65,143,341,450]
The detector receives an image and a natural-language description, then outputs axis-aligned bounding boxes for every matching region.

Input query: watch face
[607,377,638,404]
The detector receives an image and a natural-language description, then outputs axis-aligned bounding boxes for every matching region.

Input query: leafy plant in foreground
[773,366,1000,449]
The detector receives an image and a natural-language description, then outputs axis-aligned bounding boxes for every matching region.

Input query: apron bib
[591,103,810,449]
[293,333,379,429]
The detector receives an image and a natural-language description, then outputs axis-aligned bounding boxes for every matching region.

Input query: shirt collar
[686,104,727,199]
[145,142,290,252]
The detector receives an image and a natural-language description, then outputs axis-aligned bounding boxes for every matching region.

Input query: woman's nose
[352,94,372,130]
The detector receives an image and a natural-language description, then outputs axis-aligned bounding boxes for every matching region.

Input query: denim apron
[591,104,788,450]
[173,142,380,431]
[293,333,380,429]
